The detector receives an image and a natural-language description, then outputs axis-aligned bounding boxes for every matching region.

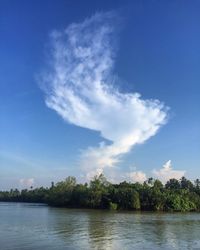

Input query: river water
[0,202,200,249]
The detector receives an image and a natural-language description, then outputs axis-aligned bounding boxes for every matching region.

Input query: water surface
[0,202,200,249]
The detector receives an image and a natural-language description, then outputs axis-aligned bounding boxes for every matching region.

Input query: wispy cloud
[152,160,186,183]
[41,11,168,180]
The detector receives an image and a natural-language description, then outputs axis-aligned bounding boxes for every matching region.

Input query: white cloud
[19,178,35,188]
[152,160,185,183]
[127,171,147,183]
[41,11,168,180]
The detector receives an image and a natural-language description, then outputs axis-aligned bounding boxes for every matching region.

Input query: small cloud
[19,178,34,188]
[152,160,185,183]
[127,170,147,183]
[163,160,172,170]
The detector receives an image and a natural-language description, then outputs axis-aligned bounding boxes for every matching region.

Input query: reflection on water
[0,202,200,249]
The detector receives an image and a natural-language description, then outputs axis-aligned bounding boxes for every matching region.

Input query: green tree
[165,178,180,190]
[180,177,193,190]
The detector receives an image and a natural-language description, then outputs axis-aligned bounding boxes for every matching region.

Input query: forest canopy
[1,175,200,212]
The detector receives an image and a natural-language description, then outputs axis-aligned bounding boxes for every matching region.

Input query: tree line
[1,175,200,212]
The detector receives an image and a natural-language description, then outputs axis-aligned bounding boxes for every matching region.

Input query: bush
[109,202,118,210]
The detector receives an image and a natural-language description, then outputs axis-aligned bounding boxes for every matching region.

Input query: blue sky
[0,0,199,189]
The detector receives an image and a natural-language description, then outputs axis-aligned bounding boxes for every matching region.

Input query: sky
[0,0,200,190]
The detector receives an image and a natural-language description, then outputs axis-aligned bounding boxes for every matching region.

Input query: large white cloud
[41,11,168,180]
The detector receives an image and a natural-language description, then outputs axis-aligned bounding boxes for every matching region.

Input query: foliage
[1,175,200,212]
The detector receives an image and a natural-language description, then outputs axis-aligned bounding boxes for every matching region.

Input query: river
[0,202,200,249]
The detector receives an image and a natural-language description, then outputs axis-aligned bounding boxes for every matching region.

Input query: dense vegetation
[1,175,200,212]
